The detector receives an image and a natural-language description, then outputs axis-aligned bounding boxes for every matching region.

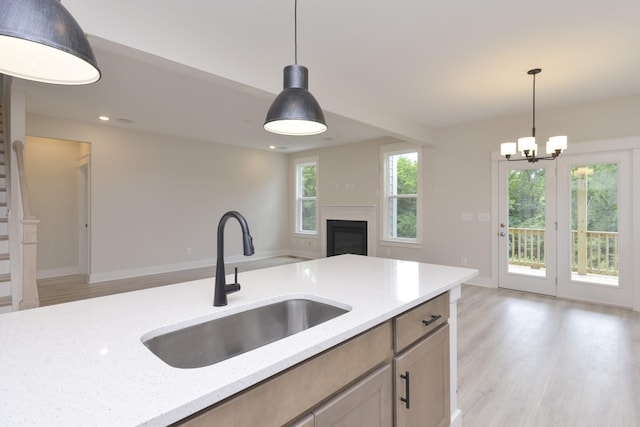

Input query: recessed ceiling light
[98,115,110,121]
[116,118,134,124]
[269,145,288,150]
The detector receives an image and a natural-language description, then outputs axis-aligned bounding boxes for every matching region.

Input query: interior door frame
[77,152,91,276]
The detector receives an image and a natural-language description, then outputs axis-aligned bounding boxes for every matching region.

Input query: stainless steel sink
[142,298,350,369]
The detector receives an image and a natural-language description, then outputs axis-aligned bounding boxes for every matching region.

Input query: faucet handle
[225,283,241,294]
[225,267,241,293]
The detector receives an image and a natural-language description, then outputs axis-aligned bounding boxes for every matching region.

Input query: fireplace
[319,205,376,257]
[326,220,367,257]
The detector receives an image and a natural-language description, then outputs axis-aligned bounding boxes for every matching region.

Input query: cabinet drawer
[394,292,449,353]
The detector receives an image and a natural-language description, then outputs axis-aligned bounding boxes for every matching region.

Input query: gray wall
[26,114,290,282]
[290,95,640,286]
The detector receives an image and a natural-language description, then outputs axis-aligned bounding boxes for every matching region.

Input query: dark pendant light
[264,0,327,136]
[0,0,100,85]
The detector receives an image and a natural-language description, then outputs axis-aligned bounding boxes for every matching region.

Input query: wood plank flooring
[37,256,305,307]
[458,284,640,427]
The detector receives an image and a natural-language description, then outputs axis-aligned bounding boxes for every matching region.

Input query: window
[382,145,421,243]
[295,157,318,234]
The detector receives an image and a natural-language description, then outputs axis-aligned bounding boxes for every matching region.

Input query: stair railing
[1,104,9,209]
[12,140,39,309]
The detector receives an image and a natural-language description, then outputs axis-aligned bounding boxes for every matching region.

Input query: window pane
[301,200,317,231]
[507,168,546,275]
[571,163,619,285]
[301,165,317,197]
[389,153,417,195]
[388,197,417,239]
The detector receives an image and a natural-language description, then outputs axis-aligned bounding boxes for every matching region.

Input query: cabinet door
[313,364,392,427]
[395,324,450,427]
[288,414,315,427]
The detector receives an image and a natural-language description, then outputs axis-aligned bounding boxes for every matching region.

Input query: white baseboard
[451,408,463,427]
[288,247,323,259]
[88,250,290,284]
[464,275,496,288]
[37,267,80,280]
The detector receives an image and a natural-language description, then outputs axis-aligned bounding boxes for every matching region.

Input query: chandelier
[500,68,566,162]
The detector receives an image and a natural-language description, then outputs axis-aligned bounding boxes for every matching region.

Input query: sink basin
[142,298,350,369]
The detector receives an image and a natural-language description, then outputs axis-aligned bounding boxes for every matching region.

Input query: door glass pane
[571,163,619,286]
[508,168,546,276]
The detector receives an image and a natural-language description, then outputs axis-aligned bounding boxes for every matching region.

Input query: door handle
[499,231,506,237]
[422,314,442,326]
[400,371,410,409]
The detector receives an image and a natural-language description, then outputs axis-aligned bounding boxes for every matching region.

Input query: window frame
[380,143,422,245]
[294,156,319,235]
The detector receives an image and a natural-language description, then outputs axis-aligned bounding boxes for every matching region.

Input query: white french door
[498,148,633,306]
[498,161,557,296]
[556,151,632,306]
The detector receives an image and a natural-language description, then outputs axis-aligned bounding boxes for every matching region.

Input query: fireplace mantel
[319,205,377,257]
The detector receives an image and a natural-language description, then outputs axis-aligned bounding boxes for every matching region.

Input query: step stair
[0,104,10,313]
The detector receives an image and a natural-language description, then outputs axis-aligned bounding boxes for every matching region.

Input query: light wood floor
[37,256,305,307]
[458,284,640,427]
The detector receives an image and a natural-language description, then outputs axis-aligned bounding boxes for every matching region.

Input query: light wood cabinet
[393,292,451,427]
[177,323,392,427]
[394,324,450,427]
[313,364,392,427]
[394,292,449,353]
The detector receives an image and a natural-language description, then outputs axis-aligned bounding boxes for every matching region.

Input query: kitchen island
[0,255,477,426]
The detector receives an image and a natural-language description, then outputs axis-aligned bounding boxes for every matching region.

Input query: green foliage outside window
[508,168,546,228]
[507,164,618,232]
[299,164,317,232]
[302,165,316,198]
[390,153,418,239]
[570,163,618,232]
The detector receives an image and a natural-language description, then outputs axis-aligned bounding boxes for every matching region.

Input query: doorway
[497,145,633,306]
[25,136,91,279]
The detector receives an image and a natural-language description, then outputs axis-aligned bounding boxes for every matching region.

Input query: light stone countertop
[0,255,478,426]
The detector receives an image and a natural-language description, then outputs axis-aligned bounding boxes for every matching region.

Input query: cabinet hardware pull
[422,314,442,326]
[400,371,410,409]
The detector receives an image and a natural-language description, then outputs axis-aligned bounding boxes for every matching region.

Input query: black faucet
[214,211,255,306]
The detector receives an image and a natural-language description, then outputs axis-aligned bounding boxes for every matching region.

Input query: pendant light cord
[294,0,298,65]
[531,72,536,138]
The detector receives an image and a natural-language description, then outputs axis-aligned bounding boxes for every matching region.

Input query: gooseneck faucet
[214,211,255,306]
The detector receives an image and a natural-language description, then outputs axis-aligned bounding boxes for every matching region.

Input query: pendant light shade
[264,0,327,136]
[0,0,100,85]
[264,64,327,136]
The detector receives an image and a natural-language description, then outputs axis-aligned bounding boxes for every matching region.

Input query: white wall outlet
[461,257,468,266]
[462,213,473,221]
[186,247,192,255]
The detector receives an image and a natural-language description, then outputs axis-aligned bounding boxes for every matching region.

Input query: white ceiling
[20,0,640,153]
